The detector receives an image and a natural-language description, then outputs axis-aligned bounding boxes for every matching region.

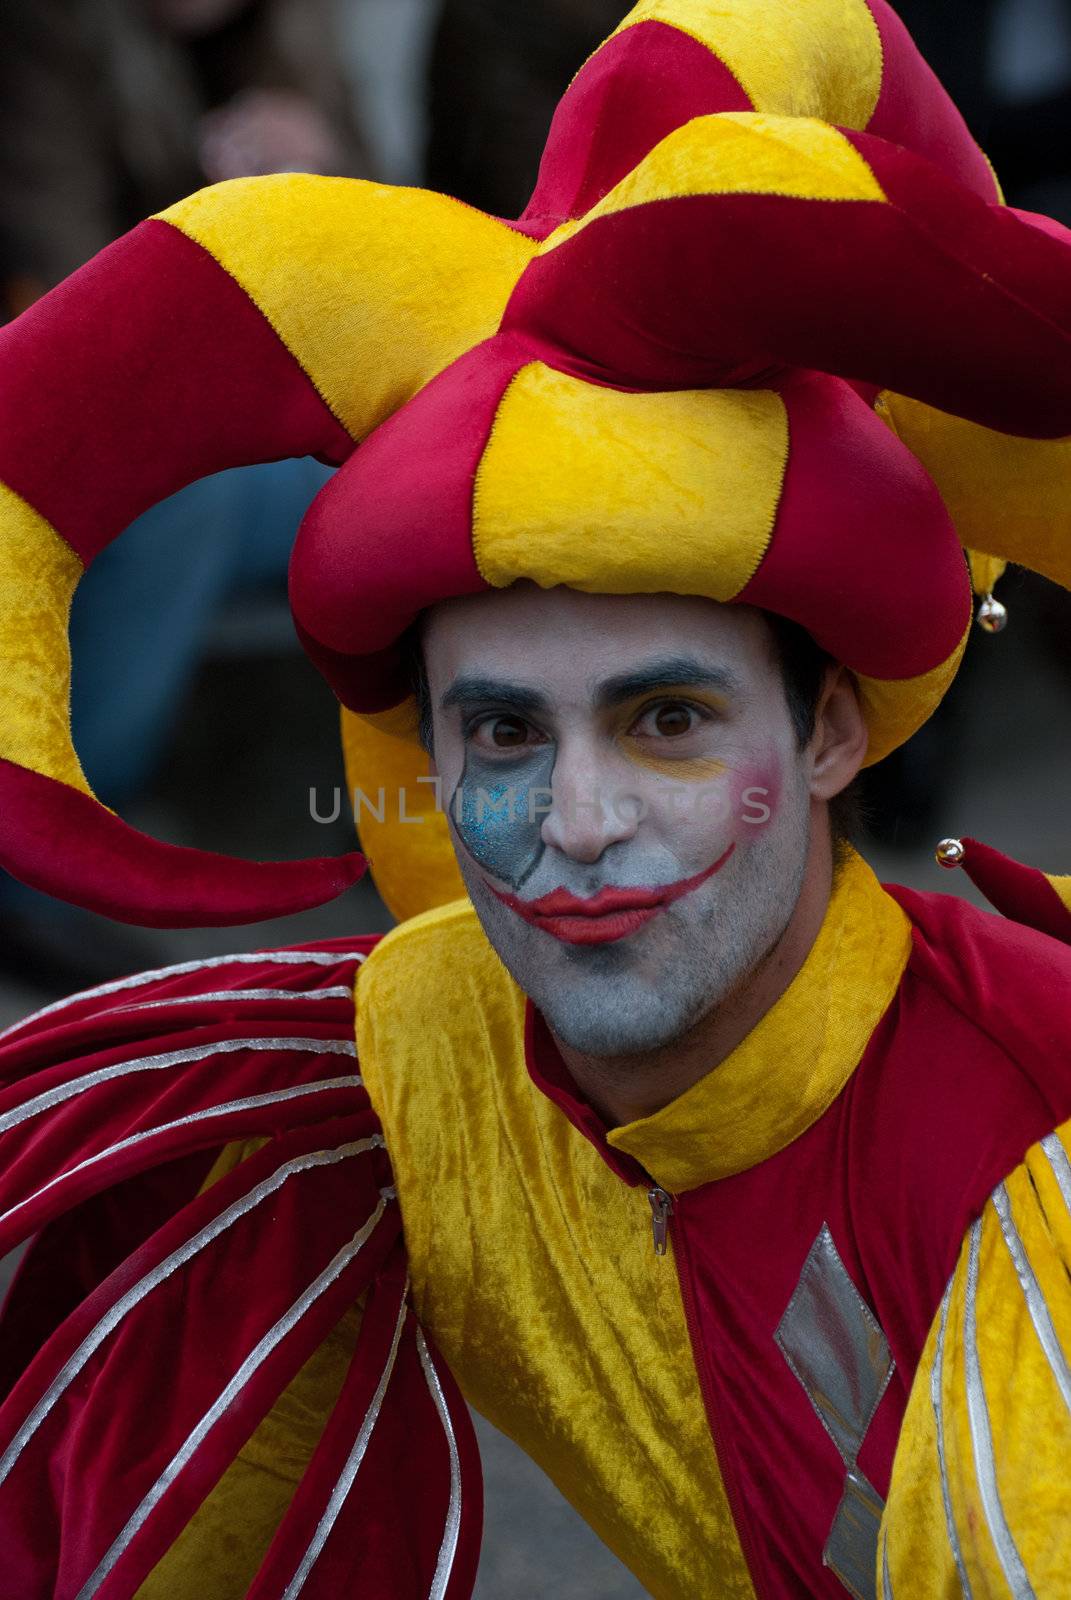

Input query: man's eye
[632,702,703,739]
[472,715,539,750]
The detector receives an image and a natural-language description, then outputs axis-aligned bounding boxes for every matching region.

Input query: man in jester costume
[1,1,1070,1595]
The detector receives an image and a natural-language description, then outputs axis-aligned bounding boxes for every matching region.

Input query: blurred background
[1,1,1069,1593]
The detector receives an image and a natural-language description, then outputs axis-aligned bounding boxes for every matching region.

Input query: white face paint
[424,585,816,1057]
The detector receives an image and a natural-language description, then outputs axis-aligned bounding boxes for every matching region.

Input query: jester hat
[1,0,1070,928]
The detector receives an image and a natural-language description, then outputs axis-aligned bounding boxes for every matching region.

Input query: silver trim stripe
[0,950,368,1041]
[417,1327,463,1600]
[1041,1132,1071,1215]
[281,1285,409,1599]
[0,1078,364,1233]
[0,1036,356,1137]
[930,1282,973,1599]
[0,1138,382,1489]
[993,1184,1071,1414]
[76,1188,394,1600]
[123,987,354,1012]
[963,1218,1035,1598]
[880,1527,892,1600]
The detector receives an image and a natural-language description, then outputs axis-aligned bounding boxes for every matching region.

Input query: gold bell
[977,593,1008,633]
[935,837,965,869]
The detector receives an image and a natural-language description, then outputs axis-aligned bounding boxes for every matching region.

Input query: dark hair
[765,615,862,850]
[405,628,435,752]
[403,611,861,847]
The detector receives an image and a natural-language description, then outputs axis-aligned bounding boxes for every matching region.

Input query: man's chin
[519,945,710,1057]
[538,990,701,1060]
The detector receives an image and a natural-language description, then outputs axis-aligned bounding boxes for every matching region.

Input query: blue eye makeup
[451,740,557,890]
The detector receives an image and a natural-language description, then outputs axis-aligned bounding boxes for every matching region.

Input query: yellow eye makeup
[622,748,729,781]
[615,691,730,782]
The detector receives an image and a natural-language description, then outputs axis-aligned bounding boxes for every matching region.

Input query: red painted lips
[488,844,736,945]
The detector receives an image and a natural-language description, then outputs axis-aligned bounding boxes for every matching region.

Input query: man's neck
[552,828,836,1128]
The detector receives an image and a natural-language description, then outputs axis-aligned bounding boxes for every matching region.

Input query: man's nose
[539,740,644,863]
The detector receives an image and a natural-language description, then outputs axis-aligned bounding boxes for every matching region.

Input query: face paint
[729,759,782,835]
[424,586,822,1059]
[486,843,736,945]
[620,748,728,782]
[616,687,732,783]
[451,741,556,890]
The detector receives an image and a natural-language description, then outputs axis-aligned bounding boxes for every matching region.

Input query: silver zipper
[647,1187,674,1256]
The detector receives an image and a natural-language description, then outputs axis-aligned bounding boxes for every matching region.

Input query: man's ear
[808,666,869,801]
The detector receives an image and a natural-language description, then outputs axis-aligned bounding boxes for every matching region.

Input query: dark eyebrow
[439,675,552,719]
[594,656,741,709]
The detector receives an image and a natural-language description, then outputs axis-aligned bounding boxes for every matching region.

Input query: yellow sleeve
[880,1121,1071,1596]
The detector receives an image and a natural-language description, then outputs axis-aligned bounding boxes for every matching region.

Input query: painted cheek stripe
[451,743,557,890]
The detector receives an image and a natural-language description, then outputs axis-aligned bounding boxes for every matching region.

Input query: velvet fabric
[864,0,998,196]
[0,211,369,925]
[161,174,535,443]
[523,21,753,225]
[308,0,1069,952]
[883,1117,1071,1595]
[525,0,998,230]
[24,1114,396,1596]
[473,363,790,604]
[880,383,1071,596]
[285,0,1069,775]
[504,126,1071,433]
[850,631,971,769]
[738,373,967,683]
[357,855,1071,1597]
[138,1298,366,1598]
[340,701,467,925]
[0,759,366,927]
[358,896,751,1599]
[288,340,521,660]
[603,854,913,1186]
[0,220,353,564]
[598,0,885,127]
[0,940,482,1599]
[246,1250,482,1600]
[949,835,1071,944]
[0,482,87,791]
[0,1149,221,1401]
[3,0,1071,926]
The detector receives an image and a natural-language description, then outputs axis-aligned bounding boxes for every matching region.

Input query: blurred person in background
[1,0,366,299]
[0,0,371,984]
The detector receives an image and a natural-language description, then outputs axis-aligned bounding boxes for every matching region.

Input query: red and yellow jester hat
[1,0,1070,928]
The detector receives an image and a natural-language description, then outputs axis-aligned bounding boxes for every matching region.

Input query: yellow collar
[605,849,913,1192]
